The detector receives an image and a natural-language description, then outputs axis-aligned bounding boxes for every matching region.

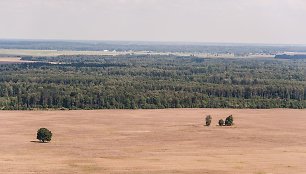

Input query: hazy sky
[1,0,306,44]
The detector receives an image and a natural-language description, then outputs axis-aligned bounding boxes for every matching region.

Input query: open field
[0,49,124,57]
[0,49,274,59]
[0,109,306,174]
[0,57,36,64]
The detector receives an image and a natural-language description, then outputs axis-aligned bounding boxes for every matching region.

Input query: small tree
[205,115,212,126]
[37,128,52,143]
[218,119,224,126]
[225,115,234,126]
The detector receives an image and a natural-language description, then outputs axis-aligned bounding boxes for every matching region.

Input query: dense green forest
[0,55,305,110]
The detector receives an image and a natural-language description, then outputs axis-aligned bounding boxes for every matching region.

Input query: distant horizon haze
[1,0,306,45]
[1,38,306,47]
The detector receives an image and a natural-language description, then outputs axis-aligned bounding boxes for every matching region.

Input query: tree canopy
[37,128,52,143]
[0,55,305,110]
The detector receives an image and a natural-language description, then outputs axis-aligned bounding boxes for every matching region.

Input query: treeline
[275,54,306,60]
[1,55,306,110]
[3,39,306,54]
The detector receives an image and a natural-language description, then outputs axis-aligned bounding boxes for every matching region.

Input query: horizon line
[1,38,306,47]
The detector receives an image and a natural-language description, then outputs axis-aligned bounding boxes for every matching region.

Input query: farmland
[0,109,306,174]
[1,0,306,173]
[0,57,36,64]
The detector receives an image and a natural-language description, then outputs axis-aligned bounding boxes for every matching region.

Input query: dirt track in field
[0,109,306,174]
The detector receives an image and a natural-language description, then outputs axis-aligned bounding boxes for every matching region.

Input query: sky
[1,0,306,44]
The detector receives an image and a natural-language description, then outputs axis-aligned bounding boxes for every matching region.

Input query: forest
[275,54,306,60]
[0,54,305,110]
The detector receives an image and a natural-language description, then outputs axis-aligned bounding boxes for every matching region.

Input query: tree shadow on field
[30,140,46,143]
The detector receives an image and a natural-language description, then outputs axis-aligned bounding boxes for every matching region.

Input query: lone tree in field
[37,128,52,143]
[218,119,224,126]
[205,115,212,126]
[225,115,234,126]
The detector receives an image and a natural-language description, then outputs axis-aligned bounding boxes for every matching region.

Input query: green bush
[37,128,52,143]
[218,119,224,126]
[225,115,234,126]
[205,115,212,126]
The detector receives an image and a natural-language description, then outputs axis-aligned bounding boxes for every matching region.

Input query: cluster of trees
[219,115,234,126]
[0,55,305,110]
[205,115,234,126]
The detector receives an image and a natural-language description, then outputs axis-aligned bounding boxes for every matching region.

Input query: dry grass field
[0,57,36,64]
[0,109,306,174]
[0,49,123,57]
[0,49,274,59]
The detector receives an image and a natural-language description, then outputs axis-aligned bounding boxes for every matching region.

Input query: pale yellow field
[0,49,123,57]
[0,57,37,64]
[0,49,274,58]
[0,109,305,174]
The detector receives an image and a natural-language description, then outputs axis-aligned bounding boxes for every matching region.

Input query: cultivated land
[0,49,274,58]
[0,57,36,64]
[0,109,306,174]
